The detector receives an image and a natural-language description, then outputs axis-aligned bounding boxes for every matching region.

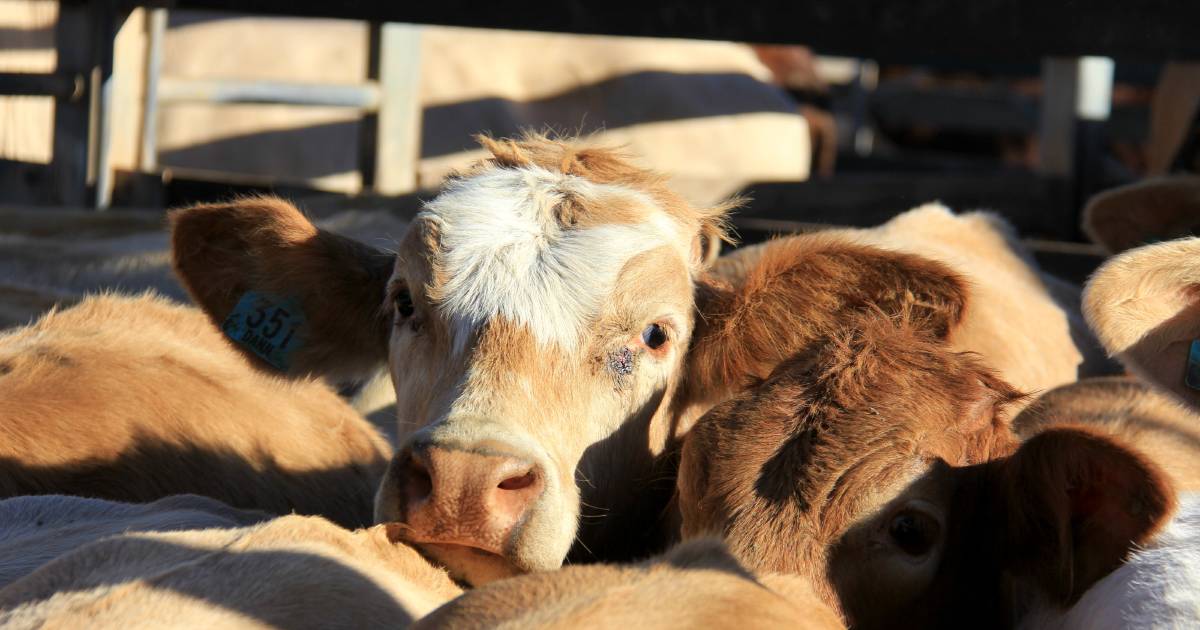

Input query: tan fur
[1014,376,1200,491]
[0,515,462,629]
[1083,236,1200,410]
[678,315,1174,629]
[842,204,1096,395]
[0,293,391,527]
[414,539,843,629]
[1082,176,1200,255]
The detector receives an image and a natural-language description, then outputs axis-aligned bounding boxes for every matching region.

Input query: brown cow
[169,134,1092,584]
[0,292,391,528]
[0,514,461,629]
[677,313,1175,629]
[414,539,844,630]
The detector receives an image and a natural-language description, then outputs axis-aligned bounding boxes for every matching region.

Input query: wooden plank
[372,22,420,195]
[165,0,1200,62]
[138,6,166,172]
[733,172,1077,240]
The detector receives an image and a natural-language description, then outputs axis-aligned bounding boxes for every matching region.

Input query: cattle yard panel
[0,0,1195,230]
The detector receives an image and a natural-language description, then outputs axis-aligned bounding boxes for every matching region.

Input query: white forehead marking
[419,165,688,353]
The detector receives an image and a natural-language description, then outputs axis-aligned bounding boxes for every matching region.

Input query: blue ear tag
[1186,340,1200,391]
[221,291,306,371]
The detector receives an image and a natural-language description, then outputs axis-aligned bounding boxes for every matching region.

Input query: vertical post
[1039,56,1113,237]
[374,23,422,195]
[1038,57,1080,178]
[91,0,128,210]
[51,1,93,207]
[358,21,382,192]
[139,7,166,173]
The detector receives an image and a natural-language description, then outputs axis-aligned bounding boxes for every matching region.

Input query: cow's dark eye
[641,323,668,350]
[888,510,938,556]
[394,289,414,319]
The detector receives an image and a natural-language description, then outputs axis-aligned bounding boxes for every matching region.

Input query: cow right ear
[170,196,395,383]
[1001,427,1175,606]
[1083,236,1200,410]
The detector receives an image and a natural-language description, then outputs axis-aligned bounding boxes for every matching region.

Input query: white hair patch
[420,166,684,353]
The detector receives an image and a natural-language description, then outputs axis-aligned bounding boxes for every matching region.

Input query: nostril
[497,469,538,491]
[401,454,433,506]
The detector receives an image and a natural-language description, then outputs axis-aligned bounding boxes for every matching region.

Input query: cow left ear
[1083,236,1200,410]
[1001,427,1175,605]
[170,196,395,383]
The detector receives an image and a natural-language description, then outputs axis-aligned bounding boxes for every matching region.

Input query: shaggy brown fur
[0,515,462,629]
[682,234,969,414]
[1013,376,1200,490]
[0,293,391,527]
[414,538,844,630]
[678,315,1174,629]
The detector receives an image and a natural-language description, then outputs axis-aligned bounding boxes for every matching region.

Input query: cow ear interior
[1083,237,1200,411]
[170,196,395,383]
[1002,427,1175,605]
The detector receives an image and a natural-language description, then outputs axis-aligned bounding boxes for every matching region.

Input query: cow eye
[641,323,668,350]
[394,289,414,319]
[888,509,939,556]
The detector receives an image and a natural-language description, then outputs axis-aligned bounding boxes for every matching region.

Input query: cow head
[171,134,731,584]
[677,314,1175,629]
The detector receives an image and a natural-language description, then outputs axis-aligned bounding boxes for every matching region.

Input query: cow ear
[170,196,395,383]
[1082,176,1200,255]
[686,236,968,404]
[1002,427,1175,605]
[1083,236,1200,410]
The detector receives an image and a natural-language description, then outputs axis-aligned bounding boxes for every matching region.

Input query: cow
[169,133,1094,584]
[676,311,1175,629]
[688,204,1106,413]
[0,513,462,629]
[413,539,844,630]
[0,292,391,528]
[674,235,1200,628]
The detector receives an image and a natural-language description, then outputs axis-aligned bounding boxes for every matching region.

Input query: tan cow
[169,133,1091,584]
[414,539,844,630]
[0,514,461,629]
[677,312,1175,629]
[698,204,1106,402]
[0,292,391,528]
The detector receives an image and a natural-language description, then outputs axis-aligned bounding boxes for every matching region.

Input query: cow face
[678,317,1174,629]
[375,140,728,583]
[171,135,729,585]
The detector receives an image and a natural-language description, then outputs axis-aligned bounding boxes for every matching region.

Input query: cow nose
[398,442,545,554]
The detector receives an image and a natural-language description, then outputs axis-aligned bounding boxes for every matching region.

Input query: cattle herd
[0,133,1197,628]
